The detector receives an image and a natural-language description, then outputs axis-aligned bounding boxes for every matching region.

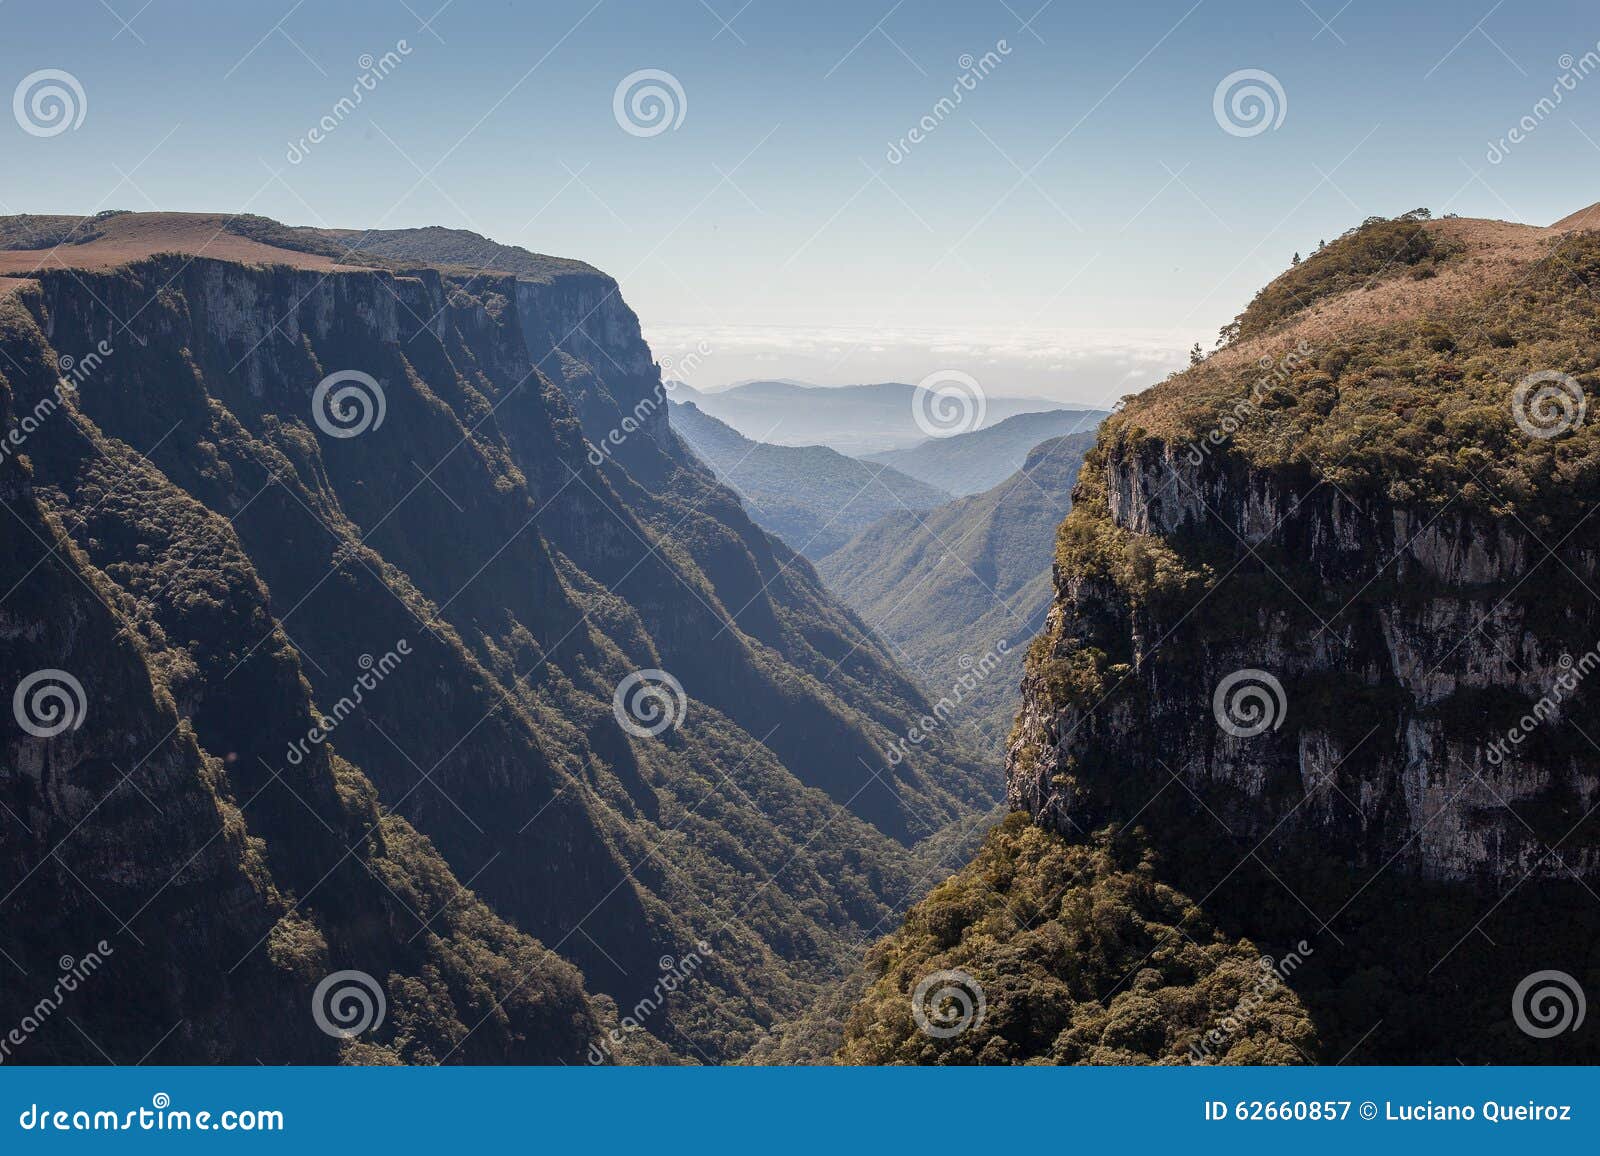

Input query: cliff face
[1011,434,1600,882]
[0,292,607,1065]
[848,211,1600,1065]
[0,214,994,1063]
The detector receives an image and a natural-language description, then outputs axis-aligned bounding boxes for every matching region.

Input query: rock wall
[1011,432,1600,883]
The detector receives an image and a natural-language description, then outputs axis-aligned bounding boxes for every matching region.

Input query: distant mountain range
[667,400,950,559]
[671,379,1094,455]
[863,407,1109,496]
[817,431,1099,758]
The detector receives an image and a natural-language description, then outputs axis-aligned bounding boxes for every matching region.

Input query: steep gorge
[0,213,993,1063]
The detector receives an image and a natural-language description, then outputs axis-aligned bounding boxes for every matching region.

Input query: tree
[1189,342,1204,366]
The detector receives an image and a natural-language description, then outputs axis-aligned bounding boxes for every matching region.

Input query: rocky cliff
[845,209,1600,1064]
[0,213,993,1064]
[1013,212,1600,884]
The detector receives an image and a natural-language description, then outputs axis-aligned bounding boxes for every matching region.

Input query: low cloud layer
[641,323,1189,407]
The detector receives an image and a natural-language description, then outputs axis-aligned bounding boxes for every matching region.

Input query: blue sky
[4,0,1598,402]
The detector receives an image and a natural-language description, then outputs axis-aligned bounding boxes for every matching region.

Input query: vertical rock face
[1011,434,1600,882]
[1010,212,1600,897]
[0,214,994,1063]
[847,211,1600,1065]
[0,292,606,1065]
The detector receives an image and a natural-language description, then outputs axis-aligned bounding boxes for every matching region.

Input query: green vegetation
[1222,208,1456,342]
[983,208,1600,1064]
[819,433,1097,757]
[1,239,996,1064]
[0,293,607,1065]
[1121,218,1600,530]
[839,815,1318,1064]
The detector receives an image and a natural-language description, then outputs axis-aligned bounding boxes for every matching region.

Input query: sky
[3,0,1598,405]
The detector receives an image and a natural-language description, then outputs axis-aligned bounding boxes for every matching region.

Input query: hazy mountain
[669,400,950,559]
[0,212,993,1065]
[862,408,1108,496]
[818,433,1097,758]
[685,379,1088,455]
